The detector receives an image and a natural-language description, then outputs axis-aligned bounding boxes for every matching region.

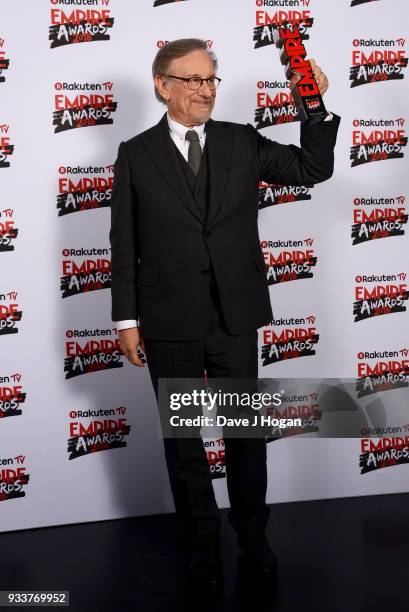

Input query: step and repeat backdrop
[1,0,408,532]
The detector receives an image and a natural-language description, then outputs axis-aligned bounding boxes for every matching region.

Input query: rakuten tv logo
[258,182,312,209]
[53,81,117,133]
[350,37,407,87]
[64,327,124,379]
[0,454,29,502]
[351,195,407,245]
[356,348,409,398]
[0,291,22,336]
[68,406,130,459]
[61,247,111,297]
[0,124,14,168]
[261,238,317,285]
[254,0,314,49]
[360,437,409,475]
[261,314,319,366]
[353,273,408,322]
[350,118,407,167]
[0,38,10,83]
[49,0,114,48]
[57,164,113,216]
[0,372,26,419]
[0,208,18,252]
[156,39,213,49]
[351,0,379,6]
[255,80,300,128]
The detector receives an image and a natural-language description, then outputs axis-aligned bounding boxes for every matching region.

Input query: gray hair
[152,38,218,104]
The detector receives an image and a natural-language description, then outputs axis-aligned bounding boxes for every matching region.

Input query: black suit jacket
[109,112,340,340]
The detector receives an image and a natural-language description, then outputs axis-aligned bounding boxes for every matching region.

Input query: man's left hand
[290,59,329,97]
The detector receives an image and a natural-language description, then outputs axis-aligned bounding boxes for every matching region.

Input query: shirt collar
[167,112,206,142]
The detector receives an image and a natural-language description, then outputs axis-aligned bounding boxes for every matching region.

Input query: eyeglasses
[166,75,222,91]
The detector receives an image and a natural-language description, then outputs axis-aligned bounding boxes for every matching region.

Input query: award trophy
[273,23,328,122]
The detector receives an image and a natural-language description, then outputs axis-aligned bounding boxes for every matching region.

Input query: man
[109,38,340,589]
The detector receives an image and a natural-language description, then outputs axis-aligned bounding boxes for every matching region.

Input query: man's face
[156,49,217,126]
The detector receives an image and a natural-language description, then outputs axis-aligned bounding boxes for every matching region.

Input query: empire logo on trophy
[273,23,327,122]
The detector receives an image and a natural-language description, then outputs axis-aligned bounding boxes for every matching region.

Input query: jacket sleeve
[248,113,341,186]
[109,141,139,322]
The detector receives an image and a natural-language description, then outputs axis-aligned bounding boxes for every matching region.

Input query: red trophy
[273,23,328,122]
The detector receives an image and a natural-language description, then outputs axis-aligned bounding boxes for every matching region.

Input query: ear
[155,74,170,102]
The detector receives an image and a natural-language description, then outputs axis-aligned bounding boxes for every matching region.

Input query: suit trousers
[143,274,270,547]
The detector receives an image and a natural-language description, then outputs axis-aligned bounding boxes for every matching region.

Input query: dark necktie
[185,129,202,176]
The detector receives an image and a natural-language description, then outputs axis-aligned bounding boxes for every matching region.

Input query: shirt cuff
[114,319,139,331]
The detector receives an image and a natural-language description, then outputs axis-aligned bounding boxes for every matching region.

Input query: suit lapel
[140,113,204,223]
[140,113,233,227]
[204,118,233,227]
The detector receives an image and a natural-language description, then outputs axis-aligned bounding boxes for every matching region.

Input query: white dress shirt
[114,111,332,331]
[115,113,206,331]
[167,112,206,160]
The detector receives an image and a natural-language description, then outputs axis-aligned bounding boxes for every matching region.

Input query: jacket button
[205,231,212,238]
[201,269,210,275]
